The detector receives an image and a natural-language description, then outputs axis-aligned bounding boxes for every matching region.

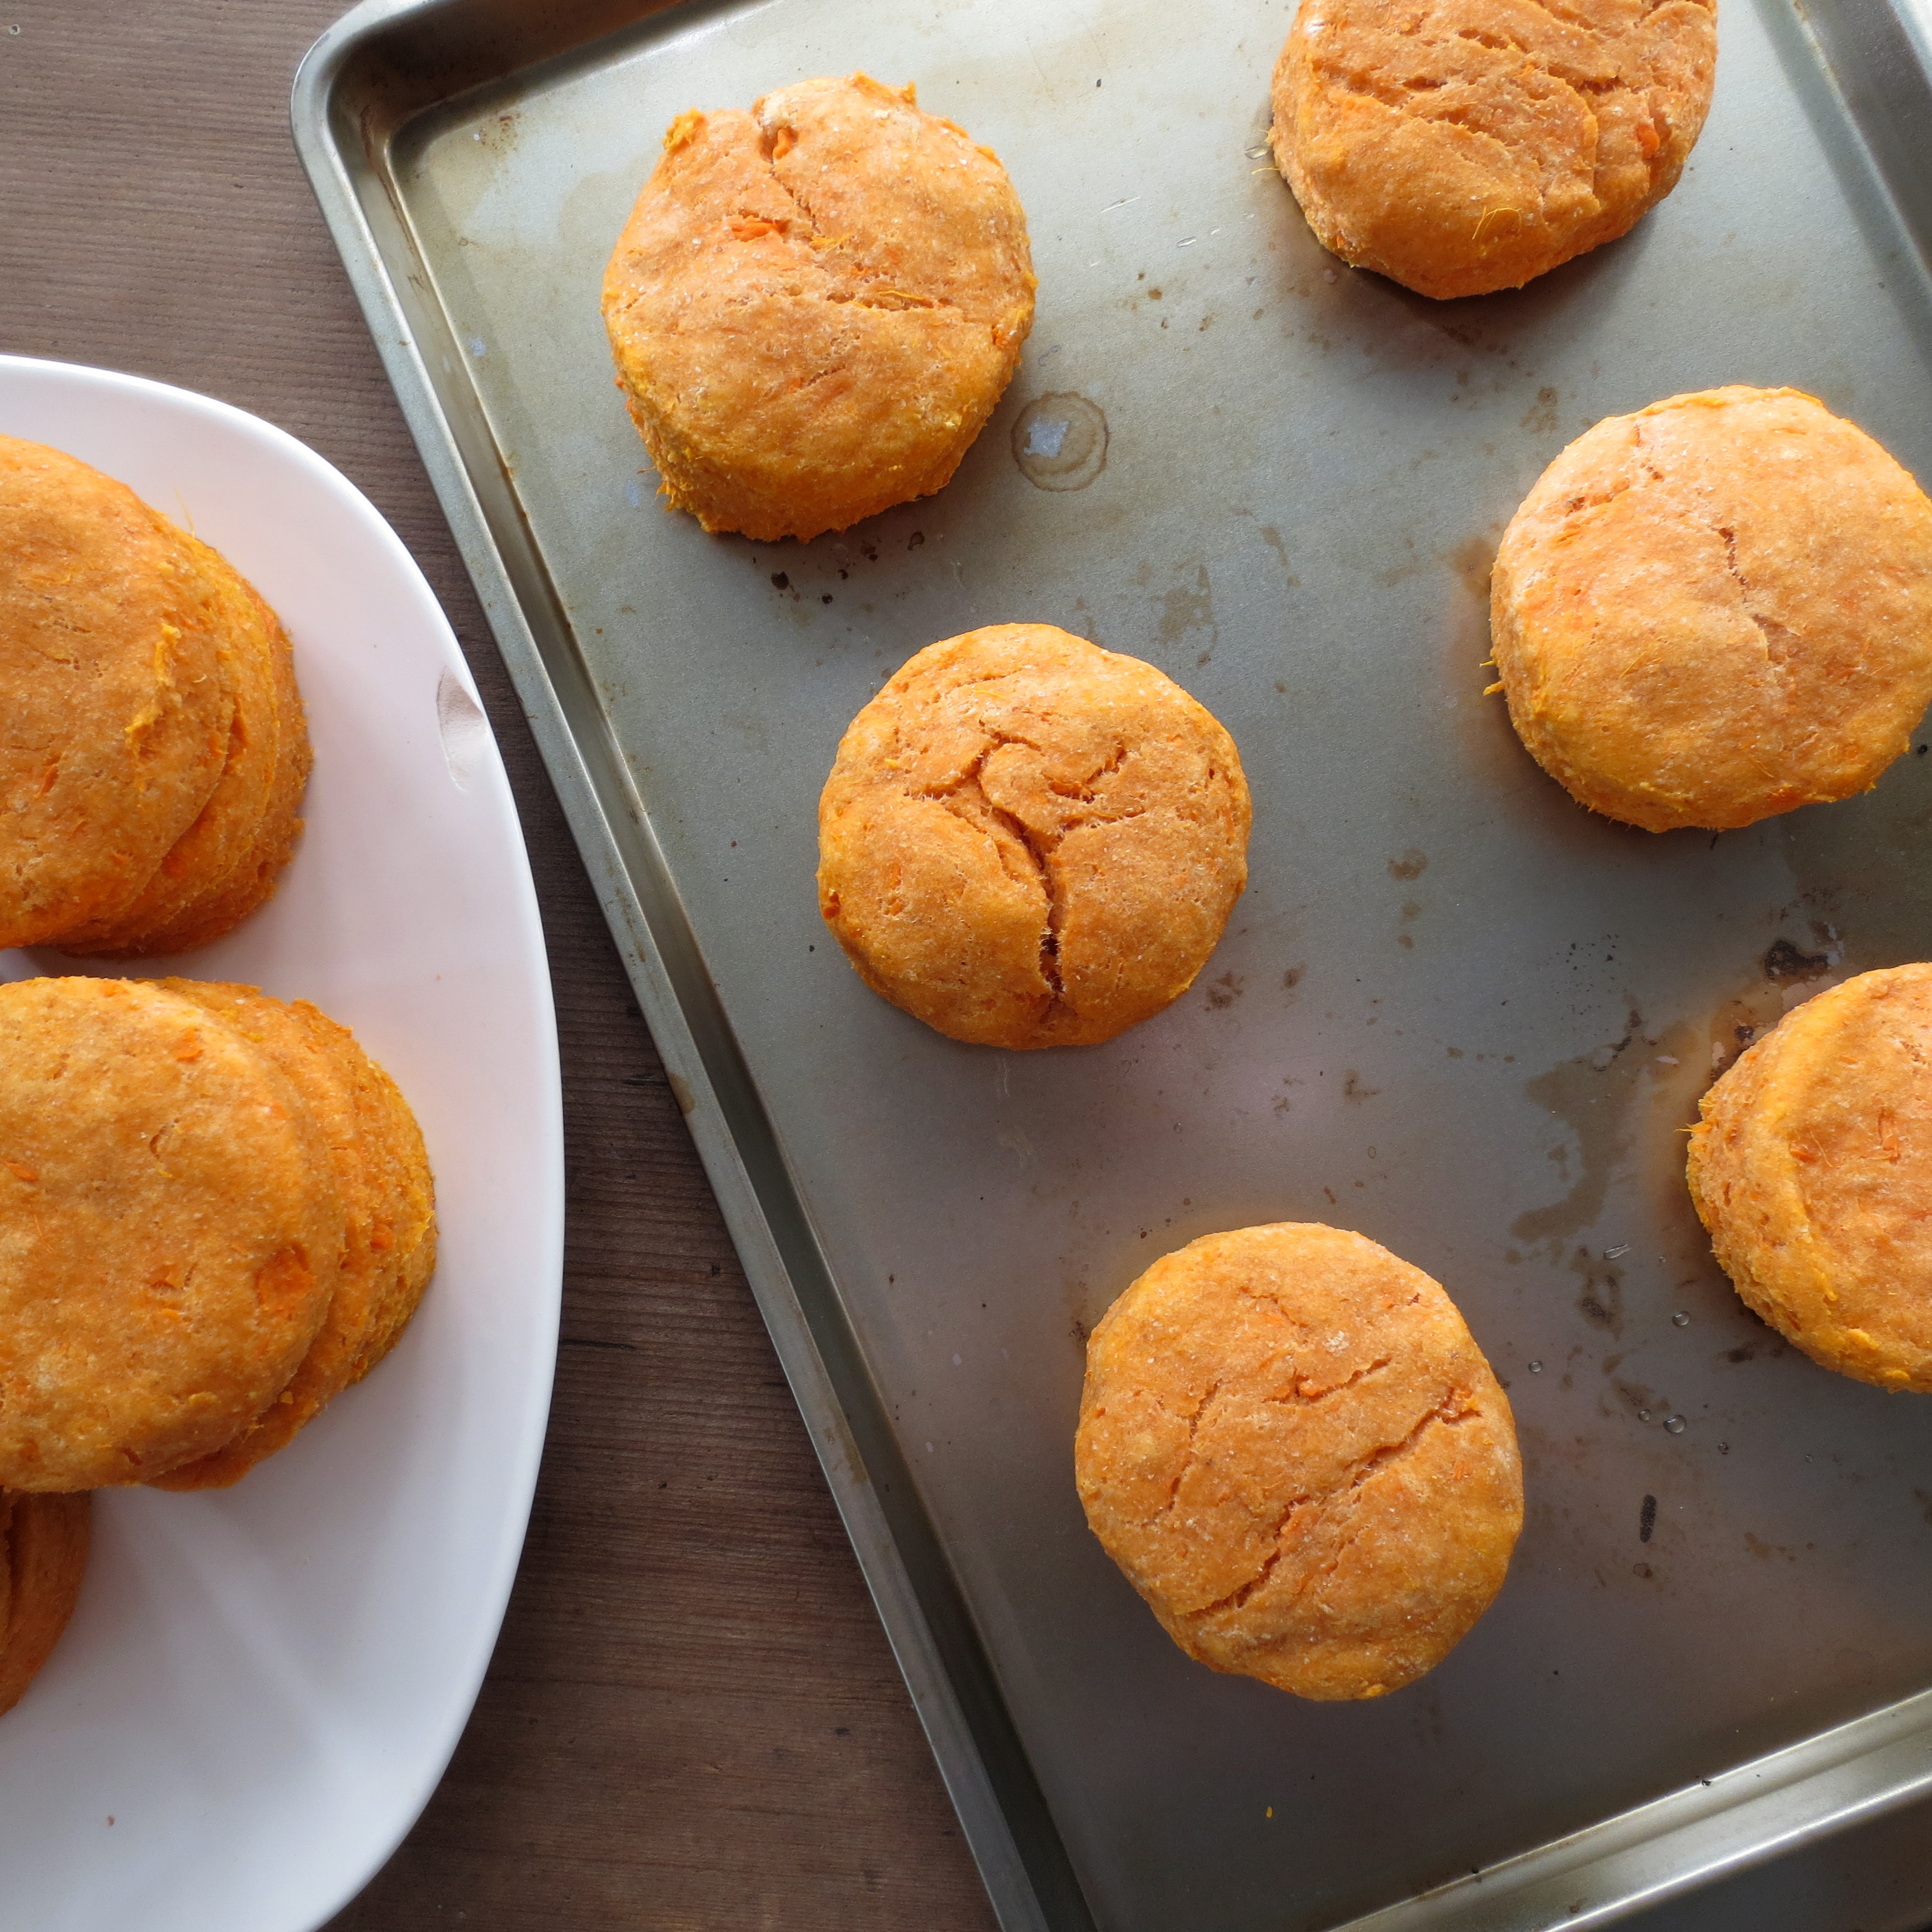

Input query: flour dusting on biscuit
[1076,1224,1521,1701]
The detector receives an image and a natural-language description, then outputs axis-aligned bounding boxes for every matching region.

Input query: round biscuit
[1688,963,1932,1391]
[0,977,346,1489]
[0,1489,90,1719]
[150,987,434,1489]
[129,586,311,954]
[1491,387,1932,831]
[602,73,1035,542]
[817,624,1251,1049]
[0,438,233,946]
[1075,1223,1522,1701]
[1271,0,1717,299]
[338,1026,437,1383]
[55,531,289,954]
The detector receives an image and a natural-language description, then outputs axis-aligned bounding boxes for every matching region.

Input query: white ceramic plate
[0,356,563,1932]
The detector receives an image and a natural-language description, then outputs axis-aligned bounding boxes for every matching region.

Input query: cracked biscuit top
[816,624,1251,1049]
[1689,964,1932,1394]
[1270,0,1717,299]
[1490,387,1932,832]
[1075,1224,1521,1702]
[601,73,1035,543]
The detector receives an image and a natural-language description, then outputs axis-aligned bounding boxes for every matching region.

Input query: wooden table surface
[0,3,997,1926]
[10,7,1932,1932]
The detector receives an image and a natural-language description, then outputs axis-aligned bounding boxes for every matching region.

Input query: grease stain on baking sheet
[1707,934,1843,1075]
[1448,532,1499,603]
[1575,1248,1626,1337]
[1761,936,1832,986]
[1153,562,1218,666]
[1204,970,1243,1010]
[1012,393,1108,490]
[471,110,522,157]
[1519,385,1561,434]
[1512,1014,1700,1252]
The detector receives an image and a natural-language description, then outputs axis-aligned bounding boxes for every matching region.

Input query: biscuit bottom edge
[0,1489,91,1720]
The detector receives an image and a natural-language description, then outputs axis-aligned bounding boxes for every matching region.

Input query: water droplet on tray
[1638,1409,1652,1422]
[1672,1311,1690,1327]
[1664,1415,1686,1434]
[1011,393,1109,491]
[1527,1360,1543,1374]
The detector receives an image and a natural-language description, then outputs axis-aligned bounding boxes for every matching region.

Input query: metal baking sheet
[293,3,1932,1927]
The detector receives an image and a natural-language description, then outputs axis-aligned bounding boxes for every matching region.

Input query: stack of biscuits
[0,976,435,1495]
[0,436,311,955]
[0,976,436,1708]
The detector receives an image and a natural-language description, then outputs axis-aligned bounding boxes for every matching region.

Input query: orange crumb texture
[1076,1224,1522,1701]
[1491,387,1932,832]
[602,72,1034,541]
[817,626,1251,1049]
[1271,0,1717,298]
[1689,963,1932,1393]
[0,976,434,1496]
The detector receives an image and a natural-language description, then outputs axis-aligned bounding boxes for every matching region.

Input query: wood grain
[0,4,997,1925]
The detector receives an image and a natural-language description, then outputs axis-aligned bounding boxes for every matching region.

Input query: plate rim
[0,347,566,1932]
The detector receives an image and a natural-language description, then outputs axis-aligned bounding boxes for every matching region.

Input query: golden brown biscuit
[136,595,312,955]
[1688,964,1932,1391]
[0,1490,91,1719]
[1075,1224,1522,1701]
[56,533,293,955]
[602,73,1035,542]
[342,1030,438,1382]
[0,438,233,946]
[1271,0,1717,299]
[0,977,346,1490]
[817,624,1251,1049]
[1491,388,1932,831]
[150,985,435,1489]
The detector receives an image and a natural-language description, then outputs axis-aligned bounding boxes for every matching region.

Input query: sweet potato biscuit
[1271,0,1717,300]
[56,533,292,955]
[150,985,435,1489]
[0,977,346,1490]
[602,73,1035,542]
[1491,388,1932,831]
[285,999,435,1384]
[1689,964,1932,1391]
[0,1490,90,1718]
[1075,1224,1522,1701]
[343,1033,438,1380]
[138,601,311,955]
[0,438,232,946]
[817,624,1251,1048]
